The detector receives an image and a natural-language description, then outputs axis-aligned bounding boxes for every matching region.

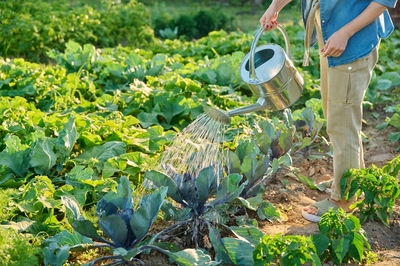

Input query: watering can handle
[249,24,291,82]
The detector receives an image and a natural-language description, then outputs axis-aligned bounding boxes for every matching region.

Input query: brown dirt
[139,104,400,265]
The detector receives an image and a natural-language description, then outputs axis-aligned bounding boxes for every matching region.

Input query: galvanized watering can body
[204,25,304,125]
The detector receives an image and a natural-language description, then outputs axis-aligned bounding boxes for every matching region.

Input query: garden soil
[140,104,400,266]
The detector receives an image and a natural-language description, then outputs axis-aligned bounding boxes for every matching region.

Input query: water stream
[157,112,227,184]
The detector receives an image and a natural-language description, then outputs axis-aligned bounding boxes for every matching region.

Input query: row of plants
[0,0,154,61]
[153,9,235,40]
[1,95,399,264]
[17,151,399,265]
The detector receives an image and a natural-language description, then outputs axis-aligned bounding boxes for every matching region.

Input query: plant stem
[88,255,125,266]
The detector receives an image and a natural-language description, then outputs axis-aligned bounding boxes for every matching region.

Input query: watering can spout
[203,98,270,126]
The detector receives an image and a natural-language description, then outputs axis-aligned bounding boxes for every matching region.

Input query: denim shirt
[301,0,397,67]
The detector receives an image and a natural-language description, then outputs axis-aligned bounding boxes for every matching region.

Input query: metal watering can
[204,24,304,125]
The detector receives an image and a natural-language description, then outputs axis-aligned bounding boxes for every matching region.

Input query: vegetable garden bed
[0,1,400,265]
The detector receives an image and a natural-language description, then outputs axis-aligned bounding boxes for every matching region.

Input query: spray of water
[156,112,227,184]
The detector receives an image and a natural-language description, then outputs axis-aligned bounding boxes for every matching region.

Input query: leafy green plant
[224,139,282,222]
[0,116,78,187]
[0,0,154,61]
[254,234,321,266]
[340,155,400,226]
[312,209,377,265]
[153,9,234,40]
[290,106,328,159]
[376,103,400,151]
[145,166,246,250]
[62,176,170,265]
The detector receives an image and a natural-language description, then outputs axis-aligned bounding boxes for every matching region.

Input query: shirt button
[348,66,352,70]
[322,20,325,23]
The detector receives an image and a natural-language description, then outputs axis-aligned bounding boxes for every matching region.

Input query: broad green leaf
[43,230,93,247]
[312,234,330,256]
[0,135,30,178]
[296,174,319,190]
[196,166,218,208]
[258,120,275,140]
[222,237,255,265]
[145,170,183,204]
[376,79,392,91]
[208,173,245,207]
[332,238,350,264]
[164,248,220,266]
[56,117,78,172]
[388,113,400,128]
[73,141,126,169]
[241,156,257,183]
[160,102,185,124]
[101,176,133,210]
[225,151,241,174]
[230,226,264,246]
[236,140,256,163]
[278,126,294,153]
[98,214,128,248]
[102,157,127,178]
[130,187,167,243]
[257,201,280,222]
[347,232,363,262]
[231,197,257,211]
[376,208,389,225]
[381,72,400,86]
[61,196,85,221]
[137,112,159,128]
[73,220,106,244]
[42,243,70,266]
[389,131,400,143]
[255,132,271,155]
[0,219,36,233]
[375,122,388,130]
[30,138,57,175]
[65,166,97,188]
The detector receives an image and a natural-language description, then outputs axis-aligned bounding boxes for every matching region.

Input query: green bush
[153,9,234,40]
[0,0,154,62]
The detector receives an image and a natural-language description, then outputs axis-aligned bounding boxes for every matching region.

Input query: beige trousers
[314,7,379,201]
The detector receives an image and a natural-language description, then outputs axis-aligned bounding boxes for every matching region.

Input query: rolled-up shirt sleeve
[373,0,397,8]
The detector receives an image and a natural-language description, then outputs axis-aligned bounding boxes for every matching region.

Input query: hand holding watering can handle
[249,24,292,82]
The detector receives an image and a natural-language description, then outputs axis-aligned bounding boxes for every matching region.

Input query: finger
[331,51,344,57]
[264,21,278,31]
[269,21,278,30]
[320,39,330,56]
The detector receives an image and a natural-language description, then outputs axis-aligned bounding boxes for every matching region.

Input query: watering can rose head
[145,165,247,219]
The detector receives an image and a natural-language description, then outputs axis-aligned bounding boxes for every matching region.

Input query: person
[260,0,397,222]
